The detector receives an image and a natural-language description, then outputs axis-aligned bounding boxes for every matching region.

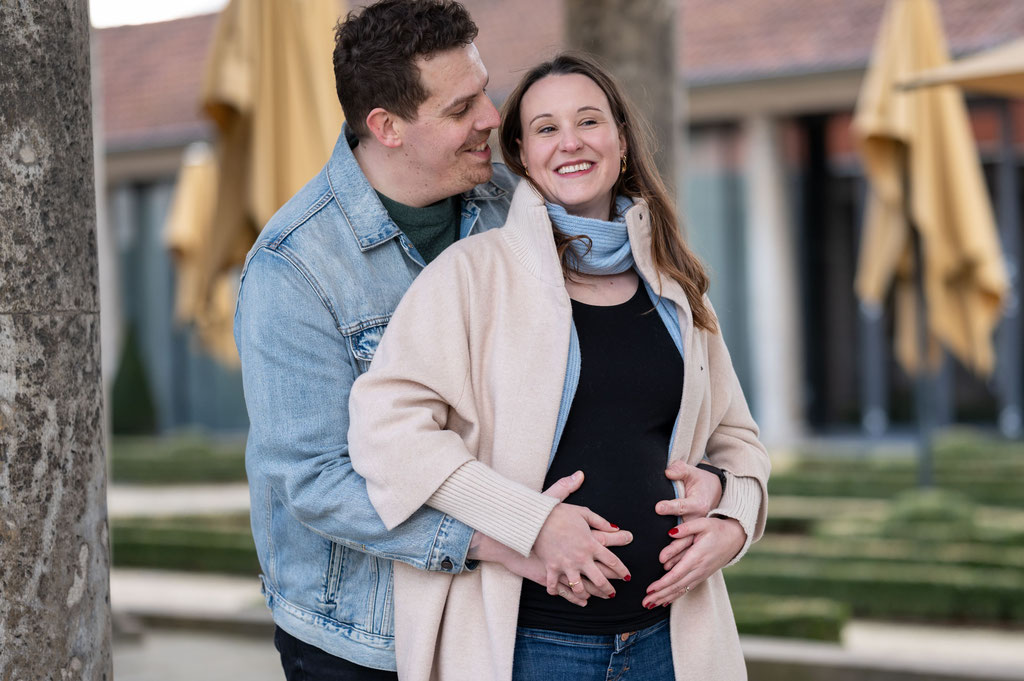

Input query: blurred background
[87,0,1024,679]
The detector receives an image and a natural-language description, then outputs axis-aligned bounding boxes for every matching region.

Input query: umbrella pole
[912,230,935,487]
[905,143,935,487]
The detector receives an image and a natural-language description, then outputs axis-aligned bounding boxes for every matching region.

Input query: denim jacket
[234,123,518,670]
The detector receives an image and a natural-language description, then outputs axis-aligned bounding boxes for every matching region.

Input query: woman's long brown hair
[498,52,717,334]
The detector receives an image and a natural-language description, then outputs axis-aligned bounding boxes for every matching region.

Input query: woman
[349,53,769,681]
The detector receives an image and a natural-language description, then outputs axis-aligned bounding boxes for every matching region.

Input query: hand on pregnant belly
[470,471,633,608]
[532,501,633,601]
[641,517,746,608]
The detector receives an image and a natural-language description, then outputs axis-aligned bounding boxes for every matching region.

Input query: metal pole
[857,175,889,436]
[905,147,934,487]
[995,100,1022,438]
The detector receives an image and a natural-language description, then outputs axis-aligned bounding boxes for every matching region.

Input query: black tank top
[517,281,684,634]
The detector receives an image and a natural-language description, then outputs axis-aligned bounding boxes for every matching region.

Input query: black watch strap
[697,462,727,492]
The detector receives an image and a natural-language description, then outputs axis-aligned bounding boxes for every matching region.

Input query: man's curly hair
[334,0,478,138]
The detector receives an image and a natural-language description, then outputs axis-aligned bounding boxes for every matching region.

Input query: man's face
[395,43,499,203]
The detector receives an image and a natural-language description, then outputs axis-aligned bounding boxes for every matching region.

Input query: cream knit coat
[349,182,770,681]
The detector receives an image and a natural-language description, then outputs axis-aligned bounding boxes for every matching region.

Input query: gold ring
[567,580,581,588]
[684,585,691,593]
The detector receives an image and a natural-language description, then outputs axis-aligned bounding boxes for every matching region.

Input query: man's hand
[532,502,631,599]
[656,462,724,521]
[467,471,632,606]
[642,517,745,608]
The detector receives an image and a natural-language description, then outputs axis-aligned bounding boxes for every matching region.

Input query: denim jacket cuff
[427,514,476,574]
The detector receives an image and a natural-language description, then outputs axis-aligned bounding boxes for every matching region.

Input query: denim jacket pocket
[322,540,347,606]
[342,315,391,374]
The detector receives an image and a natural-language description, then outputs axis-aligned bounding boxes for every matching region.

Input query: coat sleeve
[348,247,557,557]
[701,306,771,564]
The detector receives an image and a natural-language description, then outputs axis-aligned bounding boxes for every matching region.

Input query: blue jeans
[512,619,674,681]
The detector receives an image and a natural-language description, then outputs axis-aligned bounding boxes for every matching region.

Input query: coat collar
[501,181,695,330]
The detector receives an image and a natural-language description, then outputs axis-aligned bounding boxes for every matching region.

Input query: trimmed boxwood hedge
[109,516,850,640]
[730,594,848,642]
[750,535,1024,571]
[112,434,247,484]
[771,431,1024,508]
[111,514,258,575]
[725,556,1024,623]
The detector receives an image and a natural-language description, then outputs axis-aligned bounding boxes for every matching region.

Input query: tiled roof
[682,0,1024,85]
[96,0,1024,149]
[96,13,216,151]
[472,0,564,101]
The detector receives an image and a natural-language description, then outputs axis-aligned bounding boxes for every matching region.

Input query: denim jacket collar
[326,123,507,252]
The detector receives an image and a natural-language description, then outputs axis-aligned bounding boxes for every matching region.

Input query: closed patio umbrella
[853,0,1008,378]
[167,0,344,362]
[900,37,1024,99]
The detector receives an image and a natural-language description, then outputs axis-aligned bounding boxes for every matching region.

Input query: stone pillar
[742,114,804,445]
[0,2,112,680]
[565,0,680,188]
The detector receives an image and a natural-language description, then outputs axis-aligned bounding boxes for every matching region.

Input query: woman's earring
[524,166,530,178]
[620,155,627,176]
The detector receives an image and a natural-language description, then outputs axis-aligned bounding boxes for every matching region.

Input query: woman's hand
[641,517,745,608]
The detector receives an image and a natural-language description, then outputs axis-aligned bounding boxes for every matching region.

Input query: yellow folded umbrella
[853,0,1008,376]
[901,37,1024,98]
[167,0,345,363]
[166,143,217,326]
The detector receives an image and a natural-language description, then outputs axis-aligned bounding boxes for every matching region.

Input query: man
[235,1,731,678]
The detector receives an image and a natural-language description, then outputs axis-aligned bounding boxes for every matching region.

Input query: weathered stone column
[565,0,680,188]
[0,2,112,680]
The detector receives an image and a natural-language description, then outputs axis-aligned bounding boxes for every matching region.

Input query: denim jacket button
[441,558,454,571]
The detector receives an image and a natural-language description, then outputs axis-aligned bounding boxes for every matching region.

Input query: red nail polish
[623,574,631,582]
[610,524,619,530]
[646,603,655,610]
[668,527,679,537]
[609,592,616,598]
[646,587,655,594]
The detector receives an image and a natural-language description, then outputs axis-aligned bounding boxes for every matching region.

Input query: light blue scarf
[546,198,684,465]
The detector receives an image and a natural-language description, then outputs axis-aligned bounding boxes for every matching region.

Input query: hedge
[109,516,850,641]
[731,594,848,642]
[111,434,247,484]
[750,535,1024,571]
[725,556,1024,623]
[111,514,258,575]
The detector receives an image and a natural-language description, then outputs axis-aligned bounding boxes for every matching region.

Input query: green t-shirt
[376,191,462,265]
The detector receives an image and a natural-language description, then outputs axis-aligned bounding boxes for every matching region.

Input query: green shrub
[111,514,258,575]
[111,326,157,435]
[771,430,1024,508]
[111,433,247,484]
[725,556,1024,623]
[731,594,848,642]
[880,489,977,542]
[750,535,1024,571]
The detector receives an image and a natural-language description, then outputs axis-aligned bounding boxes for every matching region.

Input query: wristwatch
[696,462,727,492]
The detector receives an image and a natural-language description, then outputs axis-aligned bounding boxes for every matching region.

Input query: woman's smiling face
[518,73,626,220]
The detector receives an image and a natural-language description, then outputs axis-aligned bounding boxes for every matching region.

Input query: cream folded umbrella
[853,0,1008,377]
[167,0,345,363]
[900,37,1024,98]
